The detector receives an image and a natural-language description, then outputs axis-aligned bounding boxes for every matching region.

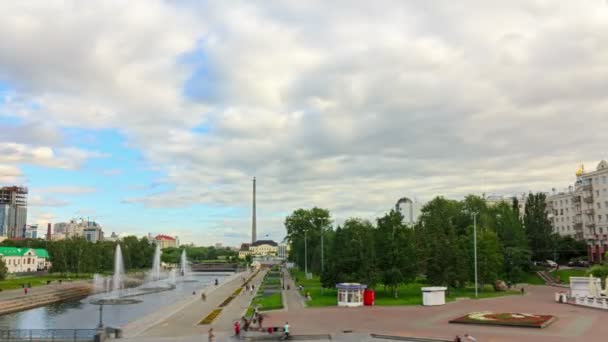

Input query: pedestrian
[192,291,196,295]
[208,328,214,342]
[258,314,264,328]
[283,321,290,340]
[252,284,255,291]
[234,321,241,337]
[202,293,206,301]
[454,336,462,342]
[24,287,28,295]
[464,333,477,342]
[215,278,218,286]
[521,287,525,295]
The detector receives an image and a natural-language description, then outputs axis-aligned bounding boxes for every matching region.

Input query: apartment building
[547,160,608,263]
[0,186,28,238]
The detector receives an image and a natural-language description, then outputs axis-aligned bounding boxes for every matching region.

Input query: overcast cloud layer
[1,0,608,244]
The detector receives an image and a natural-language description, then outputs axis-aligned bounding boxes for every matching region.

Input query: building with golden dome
[547,160,608,263]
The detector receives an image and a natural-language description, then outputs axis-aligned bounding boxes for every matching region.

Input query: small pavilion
[336,283,367,307]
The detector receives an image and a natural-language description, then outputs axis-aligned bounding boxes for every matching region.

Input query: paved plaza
[264,285,608,342]
[120,269,608,341]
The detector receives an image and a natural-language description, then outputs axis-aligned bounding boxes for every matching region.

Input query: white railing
[573,295,608,310]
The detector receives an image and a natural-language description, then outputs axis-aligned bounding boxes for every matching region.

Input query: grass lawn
[551,268,588,284]
[291,270,519,307]
[0,273,93,290]
[254,292,283,311]
[522,272,545,285]
[245,269,284,314]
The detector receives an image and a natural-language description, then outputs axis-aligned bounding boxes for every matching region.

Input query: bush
[0,258,6,281]
[590,264,608,280]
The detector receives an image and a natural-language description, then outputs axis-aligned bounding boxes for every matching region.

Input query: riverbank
[0,281,92,316]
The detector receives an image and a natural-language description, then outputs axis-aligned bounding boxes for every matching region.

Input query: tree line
[161,246,238,264]
[0,236,240,275]
[285,193,587,296]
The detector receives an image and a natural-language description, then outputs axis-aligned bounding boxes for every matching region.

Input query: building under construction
[0,186,28,238]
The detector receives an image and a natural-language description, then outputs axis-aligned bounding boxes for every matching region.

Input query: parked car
[546,260,558,268]
[568,259,590,267]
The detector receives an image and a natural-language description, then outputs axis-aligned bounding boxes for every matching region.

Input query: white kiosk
[421,286,447,306]
[336,283,366,307]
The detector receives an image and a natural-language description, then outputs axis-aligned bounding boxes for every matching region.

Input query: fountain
[151,244,161,281]
[112,244,125,293]
[91,244,142,305]
[180,249,189,276]
[93,274,104,292]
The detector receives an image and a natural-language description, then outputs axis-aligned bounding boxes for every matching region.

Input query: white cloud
[3,1,608,244]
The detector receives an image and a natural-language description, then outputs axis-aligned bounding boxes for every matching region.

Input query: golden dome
[576,163,585,177]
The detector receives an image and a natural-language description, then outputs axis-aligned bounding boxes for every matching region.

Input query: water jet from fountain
[112,244,125,295]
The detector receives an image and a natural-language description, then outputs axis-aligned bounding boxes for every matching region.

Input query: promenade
[124,269,267,339]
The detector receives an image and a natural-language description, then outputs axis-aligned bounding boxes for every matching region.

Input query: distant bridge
[190,263,239,272]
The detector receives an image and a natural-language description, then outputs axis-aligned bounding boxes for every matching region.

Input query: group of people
[454,333,477,341]
[244,283,255,294]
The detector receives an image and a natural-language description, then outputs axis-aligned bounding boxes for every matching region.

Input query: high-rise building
[252,176,257,243]
[547,160,608,263]
[0,186,28,238]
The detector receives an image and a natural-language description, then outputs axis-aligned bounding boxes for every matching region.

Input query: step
[370,334,451,342]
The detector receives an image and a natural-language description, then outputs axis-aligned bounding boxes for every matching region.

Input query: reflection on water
[0,273,229,330]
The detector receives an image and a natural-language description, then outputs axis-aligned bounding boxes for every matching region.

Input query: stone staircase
[536,270,568,288]
[0,284,92,315]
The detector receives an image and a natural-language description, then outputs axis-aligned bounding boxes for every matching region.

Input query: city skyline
[2,1,608,245]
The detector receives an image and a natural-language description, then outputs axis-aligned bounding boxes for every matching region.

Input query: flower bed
[199,308,222,325]
[449,312,556,328]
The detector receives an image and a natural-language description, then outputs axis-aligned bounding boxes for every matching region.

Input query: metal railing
[0,329,97,341]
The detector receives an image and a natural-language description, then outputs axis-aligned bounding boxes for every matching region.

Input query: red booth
[363,289,375,306]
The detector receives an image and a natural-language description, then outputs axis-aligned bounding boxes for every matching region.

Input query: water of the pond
[0,273,230,330]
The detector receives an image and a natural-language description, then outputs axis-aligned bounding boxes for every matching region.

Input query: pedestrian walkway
[282,269,305,311]
[131,269,266,338]
[0,280,90,301]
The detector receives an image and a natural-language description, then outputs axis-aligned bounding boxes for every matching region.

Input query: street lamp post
[472,212,479,298]
[320,230,325,294]
[304,230,308,278]
[97,303,104,329]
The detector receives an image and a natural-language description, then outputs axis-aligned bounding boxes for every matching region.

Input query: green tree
[326,218,376,286]
[0,257,7,280]
[417,197,469,287]
[475,230,504,288]
[285,207,332,275]
[524,192,554,261]
[376,210,416,298]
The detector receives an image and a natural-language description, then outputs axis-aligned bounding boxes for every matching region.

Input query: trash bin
[363,289,375,306]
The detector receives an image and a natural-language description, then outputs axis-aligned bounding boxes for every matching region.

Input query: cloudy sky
[1,0,608,245]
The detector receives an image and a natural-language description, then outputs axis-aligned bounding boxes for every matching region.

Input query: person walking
[454,336,462,342]
[258,314,264,329]
[234,321,241,337]
[283,321,290,340]
[24,287,28,295]
[201,293,206,301]
[208,328,214,342]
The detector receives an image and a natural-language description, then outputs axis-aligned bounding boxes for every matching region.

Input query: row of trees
[1,236,156,274]
[285,193,587,295]
[0,237,240,275]
[161,246,238,264]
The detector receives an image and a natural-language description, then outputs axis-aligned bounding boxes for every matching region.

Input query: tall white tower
[252,177,257,243]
